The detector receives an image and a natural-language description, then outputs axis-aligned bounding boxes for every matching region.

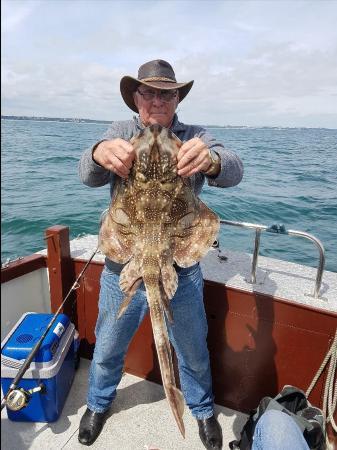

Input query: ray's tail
[144,276,185,438]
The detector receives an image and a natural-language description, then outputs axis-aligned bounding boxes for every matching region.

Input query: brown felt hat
[120,59,194,112]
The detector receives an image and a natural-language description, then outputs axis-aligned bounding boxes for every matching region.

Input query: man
[78,59,244,449]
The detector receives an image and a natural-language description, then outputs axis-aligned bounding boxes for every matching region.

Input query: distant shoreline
[1,115,112,124]
[1,115,335,130]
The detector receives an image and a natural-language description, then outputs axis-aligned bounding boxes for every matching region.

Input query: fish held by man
[98,124,220,437]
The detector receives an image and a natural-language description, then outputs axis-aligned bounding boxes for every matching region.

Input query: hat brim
[120,76,194,113]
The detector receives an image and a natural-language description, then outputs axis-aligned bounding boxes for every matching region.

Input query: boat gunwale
[2,250,336,318]
[1,254,47,284]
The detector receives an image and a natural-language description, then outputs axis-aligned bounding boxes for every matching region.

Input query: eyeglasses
[136,89,178,102]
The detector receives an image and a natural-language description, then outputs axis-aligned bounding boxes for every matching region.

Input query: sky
[2,0,337,128]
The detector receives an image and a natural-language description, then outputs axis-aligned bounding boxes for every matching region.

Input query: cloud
[2,59,127,118]
[1,0,40,33]
[1,0,337,127]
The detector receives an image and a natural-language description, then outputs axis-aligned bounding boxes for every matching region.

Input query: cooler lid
[1,313,70,363]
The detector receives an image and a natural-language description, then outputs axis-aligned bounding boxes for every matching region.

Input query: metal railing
[219,219,325,299]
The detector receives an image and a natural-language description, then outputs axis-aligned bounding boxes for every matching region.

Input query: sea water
[1,119,336,272]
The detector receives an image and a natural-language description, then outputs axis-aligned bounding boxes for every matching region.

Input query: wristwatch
[203,150,221,177]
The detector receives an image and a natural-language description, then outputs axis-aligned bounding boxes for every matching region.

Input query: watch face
[210,151,219,164]
[204,150,220,176]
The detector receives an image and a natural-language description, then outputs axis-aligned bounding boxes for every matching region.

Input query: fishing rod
[1,211,109,412]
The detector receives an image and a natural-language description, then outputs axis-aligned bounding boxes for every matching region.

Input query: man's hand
[93,139,135,178]
[177,137,211,177]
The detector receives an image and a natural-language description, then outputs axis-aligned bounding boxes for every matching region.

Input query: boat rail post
[286,229,325,298]
[44,225,75,318]
[219,219,326,298]
[250,228,262,284]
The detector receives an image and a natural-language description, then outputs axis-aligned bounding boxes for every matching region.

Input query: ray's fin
[159,283,174,324]
[117,259,142,318]
[161,263,178,299]
[117,278,142,319]
[173,199,219,267]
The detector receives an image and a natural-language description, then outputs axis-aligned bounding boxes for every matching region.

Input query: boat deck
[1,358,247,450]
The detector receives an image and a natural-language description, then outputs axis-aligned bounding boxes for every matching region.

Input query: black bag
[229,385,326,450]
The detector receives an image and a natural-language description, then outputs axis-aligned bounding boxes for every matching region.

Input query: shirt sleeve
[196,129,244,188]
[78,121,133,187]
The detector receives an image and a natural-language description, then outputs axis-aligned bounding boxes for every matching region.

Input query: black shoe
[197,415,223,450]
[78,407,109,446]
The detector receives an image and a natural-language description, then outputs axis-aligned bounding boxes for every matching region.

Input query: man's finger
[108,154,131,177]
[177,143,200,168]
[117,140,134,154]
[111,143,135,169]
[177,139,198,160]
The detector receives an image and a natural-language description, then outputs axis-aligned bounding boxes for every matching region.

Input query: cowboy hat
[120,59,194,112]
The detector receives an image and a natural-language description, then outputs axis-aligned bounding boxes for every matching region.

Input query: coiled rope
[306,328,337,445]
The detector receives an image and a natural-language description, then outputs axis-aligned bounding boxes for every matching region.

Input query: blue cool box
[1,312,75,422]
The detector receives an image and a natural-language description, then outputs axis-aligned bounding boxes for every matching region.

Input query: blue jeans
[252,410,310,450]
[87,263,214,419]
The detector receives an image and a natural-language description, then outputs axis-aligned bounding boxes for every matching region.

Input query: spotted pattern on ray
[98,124,220,438]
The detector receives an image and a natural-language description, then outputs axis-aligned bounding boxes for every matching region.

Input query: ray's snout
[148,124,174,144]
[149,124,163,136]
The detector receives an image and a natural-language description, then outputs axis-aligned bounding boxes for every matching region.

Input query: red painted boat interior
[2,226,336,443]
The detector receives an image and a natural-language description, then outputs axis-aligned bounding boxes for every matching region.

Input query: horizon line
[1,115,336,130]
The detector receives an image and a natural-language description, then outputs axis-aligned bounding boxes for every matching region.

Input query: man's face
[133,86,179,128]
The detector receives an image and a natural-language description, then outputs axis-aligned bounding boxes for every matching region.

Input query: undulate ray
[98,124,220,437]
